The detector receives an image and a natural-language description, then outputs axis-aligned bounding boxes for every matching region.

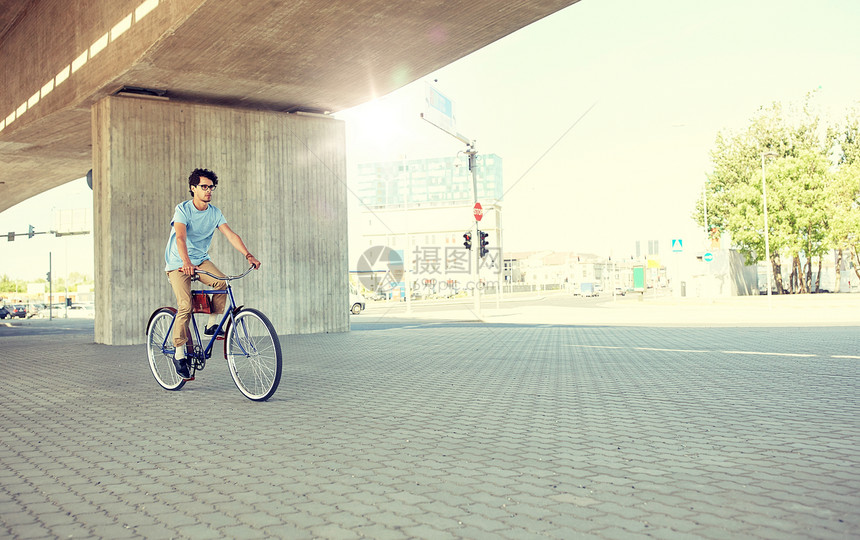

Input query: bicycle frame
[190,287,237,359]
[156,266,254,368]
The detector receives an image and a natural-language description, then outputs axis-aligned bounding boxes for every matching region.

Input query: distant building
[505,251,635,293]
[357,154,503,208]
[356,154,503,296]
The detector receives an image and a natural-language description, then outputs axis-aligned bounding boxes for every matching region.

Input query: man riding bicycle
[164,168,261,379]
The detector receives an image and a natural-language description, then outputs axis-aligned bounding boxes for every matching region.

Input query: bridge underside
[1,0,580,344]
[0,0,579,210]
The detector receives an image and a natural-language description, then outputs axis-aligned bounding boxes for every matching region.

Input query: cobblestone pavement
[1,319,858,539]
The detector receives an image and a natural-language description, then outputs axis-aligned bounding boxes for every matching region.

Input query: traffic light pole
[48,252,52,321]
[468,146,482,317]
[419,104,482,317]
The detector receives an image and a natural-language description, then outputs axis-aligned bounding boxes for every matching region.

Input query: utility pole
[466,144,482,315]
[48,252,53,321]
[420,82,483,316]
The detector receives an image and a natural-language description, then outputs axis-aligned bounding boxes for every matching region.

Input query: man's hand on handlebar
[247,255,261,270]
[180,261,199,276]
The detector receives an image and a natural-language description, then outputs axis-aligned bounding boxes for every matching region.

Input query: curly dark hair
[188,168,218,195]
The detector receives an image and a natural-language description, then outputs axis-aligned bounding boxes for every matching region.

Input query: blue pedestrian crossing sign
[672,239,683,252]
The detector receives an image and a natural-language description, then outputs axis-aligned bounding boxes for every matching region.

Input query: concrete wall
[686,249,758,297]
[728,249,758,296]
[92,95,347,345]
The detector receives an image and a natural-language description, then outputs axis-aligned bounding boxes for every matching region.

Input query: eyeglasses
[196,184,216,191]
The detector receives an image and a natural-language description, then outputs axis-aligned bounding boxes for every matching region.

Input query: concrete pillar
[92,95,348,345]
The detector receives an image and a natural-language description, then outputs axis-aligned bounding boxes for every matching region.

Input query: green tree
[837,106,860,165]
[827,106,860,288]
[696,103,788,291]
[694,93,835,293]
[0,274,27,294]
[768,150,831,292]
[827,160,860,285]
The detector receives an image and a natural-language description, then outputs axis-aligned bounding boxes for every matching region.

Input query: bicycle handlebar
[191,264,256,282]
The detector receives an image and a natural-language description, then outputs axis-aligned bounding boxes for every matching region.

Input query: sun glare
[356,100,403,151]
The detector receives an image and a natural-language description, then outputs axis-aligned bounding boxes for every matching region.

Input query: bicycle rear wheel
[146,307,186,391]
[225,308,282,401]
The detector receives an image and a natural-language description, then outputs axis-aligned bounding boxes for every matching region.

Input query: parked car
[350,293,366,315]
[10,305,27,318]
[614,287,626,296]
[0,306,9,319]
[67,304,95,318]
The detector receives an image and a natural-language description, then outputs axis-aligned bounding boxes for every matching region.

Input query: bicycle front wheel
[146,307,186,391]
[225,308,282,401]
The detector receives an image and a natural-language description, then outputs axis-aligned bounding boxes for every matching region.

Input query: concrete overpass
[0,0,580,344]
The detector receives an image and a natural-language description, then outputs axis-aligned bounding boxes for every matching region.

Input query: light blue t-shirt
[164,200,227,271]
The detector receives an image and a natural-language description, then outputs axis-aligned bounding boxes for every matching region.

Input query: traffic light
[28,225,34,238]
[7,232,13,242]
[463,232,472,250]
[479,230,489,258]
[46,271,51,283]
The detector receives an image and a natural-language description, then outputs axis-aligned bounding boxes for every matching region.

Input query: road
[356,288,860,328]
[360,288,629,316]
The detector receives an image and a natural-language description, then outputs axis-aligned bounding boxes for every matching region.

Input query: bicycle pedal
[216,335,225,341]
[183,376,195,381]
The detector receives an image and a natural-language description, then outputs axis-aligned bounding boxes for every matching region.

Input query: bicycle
[145,265,282,401]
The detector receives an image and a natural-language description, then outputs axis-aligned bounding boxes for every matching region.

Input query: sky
[2,0,859,280]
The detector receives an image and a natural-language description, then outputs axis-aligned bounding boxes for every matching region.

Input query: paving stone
[410,511,463,532]
[353,523,410,539]
[400,523,460,539]
[363,511,417,528]
[192,510,239,528]
[457,511,509,532]
[33,510,76,528]
[497,512,557,534]
[7,521,53,539]
[542,527,607,540]
[309,523,362,539]
[75,510,118,528]
[2,511,35,526]
[171,523,223,539]
[506,502,556,520]
[49,523,94,538]
[545,513,605,532]
[235,510,284,528]
[697,526,752,539]
[217,524,268,539]
[89,522,139,538]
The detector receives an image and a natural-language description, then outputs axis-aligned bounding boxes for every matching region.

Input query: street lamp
[761,151,778,300]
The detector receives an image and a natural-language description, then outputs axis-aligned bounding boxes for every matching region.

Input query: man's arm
[174,223,198,276]
[218,223,261,269]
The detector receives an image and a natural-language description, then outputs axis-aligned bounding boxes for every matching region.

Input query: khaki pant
[167,260,227,348]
